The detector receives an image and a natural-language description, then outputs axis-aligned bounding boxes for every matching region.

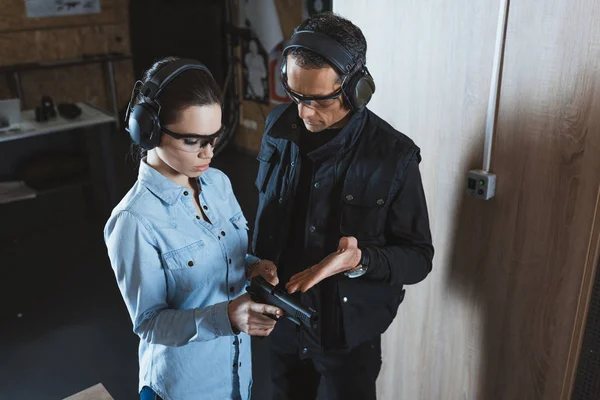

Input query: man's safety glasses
[281,78,345,109]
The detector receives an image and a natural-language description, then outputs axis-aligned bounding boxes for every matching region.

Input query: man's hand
[228,293,283,336]
[286,236,362,294]
[248,259,279,286]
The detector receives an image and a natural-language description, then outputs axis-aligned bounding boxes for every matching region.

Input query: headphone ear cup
[128,102,162,150]
[342,71,374,112]
[353,74,376,111]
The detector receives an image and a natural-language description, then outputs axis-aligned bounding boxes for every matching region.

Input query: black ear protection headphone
[280,30,376,112]
[125,58,216,150]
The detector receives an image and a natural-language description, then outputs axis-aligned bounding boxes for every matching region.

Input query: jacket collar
[138,158,211,205]
[267,103,368,161]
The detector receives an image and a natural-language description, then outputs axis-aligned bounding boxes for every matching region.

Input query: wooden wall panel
[0,23,130,66]
[12,59,134,111]
[562,187,600,398]
[336,0,600,399]
[0,0,133,113]
[480,1,600,397]
[0,0,117,32]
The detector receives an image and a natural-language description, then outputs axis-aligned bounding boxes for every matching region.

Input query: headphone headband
[283,31,360,74]
[140,58,213,100]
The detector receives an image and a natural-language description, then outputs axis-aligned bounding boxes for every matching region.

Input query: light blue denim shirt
[104,160,259,400]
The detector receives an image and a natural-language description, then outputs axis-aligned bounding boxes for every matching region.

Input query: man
[251,11,434,400]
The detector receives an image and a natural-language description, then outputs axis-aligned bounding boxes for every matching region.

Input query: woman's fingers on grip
[259,262,279,285]
[249,302,283,318]
[249,316,277,329]
[248,327,274,337]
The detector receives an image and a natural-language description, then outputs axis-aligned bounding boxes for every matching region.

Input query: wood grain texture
[335,0,600,399]
[12,58,134,111]
[62,383,113,400]
[0,0,133,113]
[562,186,600,399]
[0,23,130,66]
[0,0,117,32]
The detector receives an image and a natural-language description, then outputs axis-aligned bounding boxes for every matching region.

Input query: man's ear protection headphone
[125,59,216,150]
[280,30,376,112]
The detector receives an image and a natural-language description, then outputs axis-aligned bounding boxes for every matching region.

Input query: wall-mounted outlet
[467,170,496,200]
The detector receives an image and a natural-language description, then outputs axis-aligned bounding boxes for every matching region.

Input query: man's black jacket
[252,103,434,350]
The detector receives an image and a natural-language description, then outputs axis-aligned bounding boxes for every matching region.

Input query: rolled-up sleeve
[104,210,235,347]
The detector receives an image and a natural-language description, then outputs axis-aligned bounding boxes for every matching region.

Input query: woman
[104,57,281,400]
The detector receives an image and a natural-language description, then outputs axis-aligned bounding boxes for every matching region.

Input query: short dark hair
[137,56,221,126]
[288,12,367,79]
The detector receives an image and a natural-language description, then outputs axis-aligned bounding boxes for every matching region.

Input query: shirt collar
[138,158,212,205]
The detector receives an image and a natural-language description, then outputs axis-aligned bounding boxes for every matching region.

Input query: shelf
[0,53,132,74]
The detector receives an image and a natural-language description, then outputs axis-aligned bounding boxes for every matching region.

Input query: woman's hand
[247,259,279,286]
[228,293,283,336]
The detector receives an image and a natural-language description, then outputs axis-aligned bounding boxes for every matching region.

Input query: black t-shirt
[280,127,341,283]
[274,127,343,354]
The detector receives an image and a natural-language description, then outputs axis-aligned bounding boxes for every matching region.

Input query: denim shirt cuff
[212,301,236,337]
[244,254,261,278]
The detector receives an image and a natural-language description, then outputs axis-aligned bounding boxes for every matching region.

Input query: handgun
[246,275,319,331]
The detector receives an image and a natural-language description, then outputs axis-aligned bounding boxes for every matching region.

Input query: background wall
[335,0,600,399]
[0,0,133,111]
[233,0,305,154]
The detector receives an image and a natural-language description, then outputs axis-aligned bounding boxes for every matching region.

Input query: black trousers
[270,336,382,400]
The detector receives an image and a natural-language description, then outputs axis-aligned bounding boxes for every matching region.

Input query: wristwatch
[344,249,369,278]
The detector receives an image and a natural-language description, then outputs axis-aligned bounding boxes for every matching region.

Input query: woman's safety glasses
[162,124,225,153]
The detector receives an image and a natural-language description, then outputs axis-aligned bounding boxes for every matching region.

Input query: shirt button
[230,286,234,293]
[292,124,297,129]
[309,226,316,233]
[229,258,232,264]
[203,205,208,210]
[291,162,295,167]
[279,198,283,203]
[196,215,200,220]
[188,261,194,267]
[342,297,348,303]
[302,347,308,354]
[377,199,385,206]
[239,362,242,367]
[183,191,189,196]
[314,182,320,188]
[221,231,226,236]
[345,194,354,201]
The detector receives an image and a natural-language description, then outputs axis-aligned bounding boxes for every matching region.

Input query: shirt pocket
[255,144,277,194]
[162,240,211,292]
[340,180,391,240]
[230,211,250,254]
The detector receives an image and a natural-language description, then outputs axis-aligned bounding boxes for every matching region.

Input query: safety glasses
[281,76,345,109]
[162,124,225,153]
